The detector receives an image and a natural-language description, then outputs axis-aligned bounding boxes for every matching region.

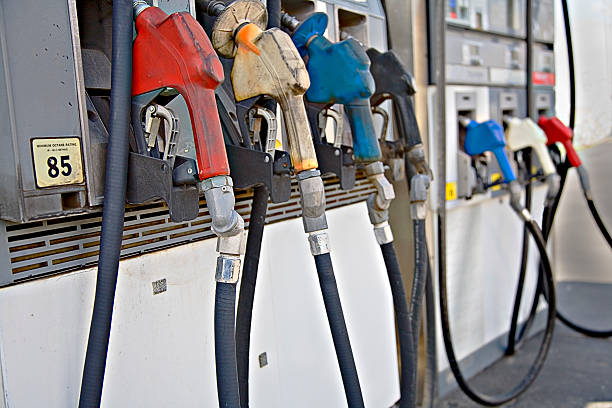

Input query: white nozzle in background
[505,117,556,177]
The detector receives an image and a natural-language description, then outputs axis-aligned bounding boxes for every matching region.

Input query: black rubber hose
[314,253,365,408]
[513,162,569,347]
[78,1,133,406]
[439,218,556,406]
[380,241,417,408]
[535,199,612,338]
[409,220,429,340]
[236,185,269,408]
[421,248,437,408]
[584,196,612,248]
[561,0,576,129]
[215,282,241,408]
[506,150,533,355]
[266,0,281,31]
[516,163,612,340]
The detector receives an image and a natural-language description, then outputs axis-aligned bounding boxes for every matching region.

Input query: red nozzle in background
[132,7,229,180]
[538,116,582,167]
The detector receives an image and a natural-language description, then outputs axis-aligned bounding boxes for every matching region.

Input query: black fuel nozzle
[367,48,432,179]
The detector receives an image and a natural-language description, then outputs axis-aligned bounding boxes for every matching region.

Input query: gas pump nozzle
[461,118,532,220]
[132,2,245,278]
[367,48,432,179]
[201,0,329,244]
[538,116,591,198]
[504,117,560,204]
[286,12,382,164]
[203,0,318,174]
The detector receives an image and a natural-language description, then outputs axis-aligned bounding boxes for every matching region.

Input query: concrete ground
[436,282,612,408]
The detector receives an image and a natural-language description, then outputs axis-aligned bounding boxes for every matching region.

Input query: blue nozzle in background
[291,13,382,163]
[464,120,516,183]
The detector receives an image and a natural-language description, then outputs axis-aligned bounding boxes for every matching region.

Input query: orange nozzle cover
[235,23,261,55]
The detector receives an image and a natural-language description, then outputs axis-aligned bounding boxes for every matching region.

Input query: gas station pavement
[437,283,612,408]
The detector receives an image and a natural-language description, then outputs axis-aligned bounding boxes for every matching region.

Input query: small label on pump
[446,182,458,201]
[31,137,84,188]
[490,173,502,191]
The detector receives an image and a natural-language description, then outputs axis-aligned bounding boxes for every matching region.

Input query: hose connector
[410,173,430,220]
[406,144,433,180]
[373,221,394,245]
[508,180,533,222]
[308,230,331,255]
[544,173,561,206]
[202,175,247,283]
[576,165,592,200]
[133,1,149,19]
[280,11,300,32]
[297,169,328,233]
[365,161,395,225]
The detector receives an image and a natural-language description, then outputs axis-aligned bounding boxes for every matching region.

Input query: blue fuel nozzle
[290,12,382,163]
[463,119,516,183]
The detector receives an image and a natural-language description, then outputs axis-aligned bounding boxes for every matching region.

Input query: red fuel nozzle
[132,6,229,180]
[538,116,582,167]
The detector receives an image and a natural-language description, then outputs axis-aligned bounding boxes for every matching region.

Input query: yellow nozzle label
[490,173,502,191]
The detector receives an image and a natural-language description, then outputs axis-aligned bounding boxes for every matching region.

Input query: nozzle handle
[392,94,423,150]
[531,142,557,176]
[344,99,382,163]
[279,94,319,173]
[560,139,582,168]
[132,7,229,180]
[491,146,516,183]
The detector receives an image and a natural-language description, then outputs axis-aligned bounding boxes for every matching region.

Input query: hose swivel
[308,230,331,255]
[133,0,149,18]
[373,221,393,245]
[406,144,433,180]
[410,173,430,220]
[544,173,561,206]
[508,180,533,222]
[202,175,247,283]
[365,161,395,225]
[297,169,328,234]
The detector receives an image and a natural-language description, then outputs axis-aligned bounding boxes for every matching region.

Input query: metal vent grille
[1,176,375,286]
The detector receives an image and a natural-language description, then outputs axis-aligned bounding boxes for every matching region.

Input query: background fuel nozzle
[538,116,583,168]
[505,117,560,204]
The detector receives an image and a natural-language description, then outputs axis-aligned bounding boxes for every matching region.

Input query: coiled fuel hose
[439,210,557,406]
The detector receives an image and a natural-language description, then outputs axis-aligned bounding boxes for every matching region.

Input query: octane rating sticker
[32,138,84,188]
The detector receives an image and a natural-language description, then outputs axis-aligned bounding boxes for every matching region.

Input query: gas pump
[79,3,247,407]
[436,116,557,406]
[196,1,365,406]
[280,11,431,408]
[507,0,612,343]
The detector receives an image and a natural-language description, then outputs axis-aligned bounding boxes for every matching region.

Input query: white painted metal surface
[0,203,398,407]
